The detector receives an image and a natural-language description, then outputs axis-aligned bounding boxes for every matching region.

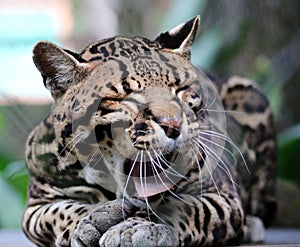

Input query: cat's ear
[154,16,200,59]
[33,41,88,98]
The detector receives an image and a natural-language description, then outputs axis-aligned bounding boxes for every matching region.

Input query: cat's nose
[150,102,182,139]
[134,122,149,136]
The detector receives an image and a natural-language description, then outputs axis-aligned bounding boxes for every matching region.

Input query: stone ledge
[0,228,299,247]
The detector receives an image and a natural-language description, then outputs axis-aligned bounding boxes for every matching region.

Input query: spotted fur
[22,16,276,246]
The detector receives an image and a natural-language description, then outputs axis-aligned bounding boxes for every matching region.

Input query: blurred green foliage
[278,124,300,185]
[0,103,50,229]
[0,108,28,228]
[0,163,27,229]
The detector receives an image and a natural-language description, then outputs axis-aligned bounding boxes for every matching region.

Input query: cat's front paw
[71,199,134,247]
[245,215,265,243]
[99,217,178,247]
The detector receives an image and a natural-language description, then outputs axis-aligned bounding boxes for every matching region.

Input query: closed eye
[191,100,204,116]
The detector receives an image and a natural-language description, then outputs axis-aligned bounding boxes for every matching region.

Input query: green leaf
[278,124,300,185]
[3,161,29,203]
[0,173,24,229]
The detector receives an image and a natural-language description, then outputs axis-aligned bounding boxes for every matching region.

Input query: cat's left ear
[154,16,200,59]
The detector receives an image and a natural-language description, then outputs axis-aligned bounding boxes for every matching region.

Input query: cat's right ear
[154,16,200,59]
[33,41,88,98]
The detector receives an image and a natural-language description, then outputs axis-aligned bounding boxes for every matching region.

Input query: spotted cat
[22,16,276,246]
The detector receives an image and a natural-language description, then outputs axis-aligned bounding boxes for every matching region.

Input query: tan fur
[22,17,276,247]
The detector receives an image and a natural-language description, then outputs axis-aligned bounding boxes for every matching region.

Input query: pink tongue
[130,161,175,198]
[133,176,174,198]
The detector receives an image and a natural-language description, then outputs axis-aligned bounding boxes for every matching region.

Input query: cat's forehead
[80,36,157,62]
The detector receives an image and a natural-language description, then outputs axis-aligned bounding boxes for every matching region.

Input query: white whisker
[201,88,217,110]
[151,148,187,180]
[201,130,249,173]
[202,108,243,114]
[150,137,188,180]
[193,139,238,188]
[188,141,204,195]
[83,151,103,172]
[122,151,140,220]
[192,139,221,197]
[151,160,193,206]
[141,150,166,222]
[58,131,85,161]
[199,135,237,165]
[147,149,183,189]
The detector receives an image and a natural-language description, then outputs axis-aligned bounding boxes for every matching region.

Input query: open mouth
[124,152,178,199]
